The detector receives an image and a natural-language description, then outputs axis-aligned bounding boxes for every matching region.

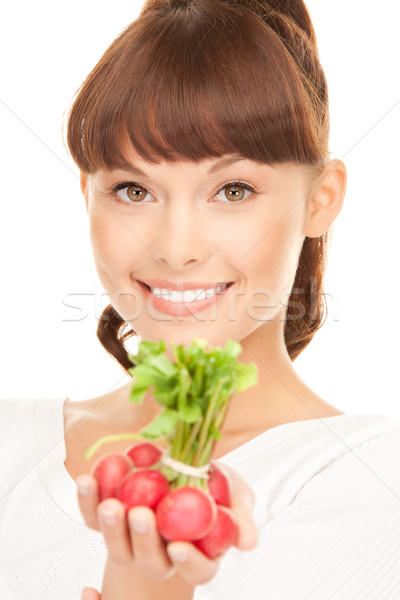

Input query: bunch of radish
[86,338,258,560]
[92,442,237,558]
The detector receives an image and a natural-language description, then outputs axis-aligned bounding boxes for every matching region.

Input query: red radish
[156,486,217,541]
[208,463,231,507]
[116,469,170,513]
[194,506,239,559]
[125,442,163,468]
[92,453,133,501]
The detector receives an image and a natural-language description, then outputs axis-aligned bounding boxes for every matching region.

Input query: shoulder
[63,396,96,426]
[63,385,123,427]
[0,396,67,447]
[0,396,37,413]
[344,427,400,494]
[0,397,61,489]
[0,397,37,438]
[295,426,400,505]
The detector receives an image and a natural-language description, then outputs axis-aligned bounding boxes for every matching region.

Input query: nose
[150,201,208,269]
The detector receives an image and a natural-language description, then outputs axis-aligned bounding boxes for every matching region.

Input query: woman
[2,1,400,599]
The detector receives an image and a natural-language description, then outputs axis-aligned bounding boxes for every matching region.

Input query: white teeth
[149,284,227,302]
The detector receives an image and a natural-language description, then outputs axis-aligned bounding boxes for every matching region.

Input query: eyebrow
[115,155,250,177]
[208,156,250,173]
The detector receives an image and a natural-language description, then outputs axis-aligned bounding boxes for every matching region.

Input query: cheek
[88,210,135,282]
[88,212,145,319]
[241,216,304,308]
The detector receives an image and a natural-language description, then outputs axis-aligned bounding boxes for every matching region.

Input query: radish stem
[180,419,203,461]
[194,376,228,466]
[85,433,144,460]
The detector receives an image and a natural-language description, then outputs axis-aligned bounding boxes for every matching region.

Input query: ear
[80,172,89,213]
[303,159,347,238]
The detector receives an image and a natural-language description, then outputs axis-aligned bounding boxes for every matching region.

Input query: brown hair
[66,0,332,371]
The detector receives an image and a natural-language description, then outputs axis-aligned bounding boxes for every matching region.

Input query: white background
[0,1,399,419]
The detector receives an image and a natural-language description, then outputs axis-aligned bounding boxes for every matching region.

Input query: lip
[137,280,235,316]
[138,279,233,291]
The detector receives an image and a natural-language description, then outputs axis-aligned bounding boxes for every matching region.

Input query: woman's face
[83,148,313,352]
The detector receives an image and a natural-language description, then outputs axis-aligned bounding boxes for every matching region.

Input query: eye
[113,182,153,204]
[215,182,255,204]
[110,180,256,205]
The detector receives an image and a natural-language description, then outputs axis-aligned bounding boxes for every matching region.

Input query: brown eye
[224,184,246,202]
[215,182,254,204]
[113,183,152,204]
[126,185,147,202]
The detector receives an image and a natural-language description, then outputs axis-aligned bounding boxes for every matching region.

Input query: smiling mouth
[137,280,235,303]
[140,282,234,292]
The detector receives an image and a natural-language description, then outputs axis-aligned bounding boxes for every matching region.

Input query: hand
[77,462,258,598]
[81,588,101,600]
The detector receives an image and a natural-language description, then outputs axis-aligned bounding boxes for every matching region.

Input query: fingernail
[168,547,188,562]
[131,515,148,534]
[99,509,119,526]
[129,507,152,534]
[76,475,92,496]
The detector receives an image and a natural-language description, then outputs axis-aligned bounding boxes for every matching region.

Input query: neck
[217,320,312,435]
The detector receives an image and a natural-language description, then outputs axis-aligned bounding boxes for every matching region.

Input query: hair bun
[141,0,317,47]
[140,0,191,14]
[264,0,316,42]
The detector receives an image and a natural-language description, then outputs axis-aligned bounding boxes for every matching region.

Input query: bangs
[66,1,327,172]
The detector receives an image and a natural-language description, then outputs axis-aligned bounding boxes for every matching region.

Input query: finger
[76,474,100,531]
[213,463,258,551]
[215,462,255,509]
[167,541,221,586]
[97,498,134,564]
[231,501,258,550]
[81,587,101,600]
[128,506,175,580]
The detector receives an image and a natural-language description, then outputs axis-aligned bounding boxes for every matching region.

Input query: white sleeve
[257,430,400,599]
[195,430,400,599]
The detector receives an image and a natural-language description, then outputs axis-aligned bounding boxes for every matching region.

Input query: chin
[135,327,235,352]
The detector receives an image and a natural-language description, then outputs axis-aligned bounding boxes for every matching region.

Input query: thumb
[214,462,258,551]
[81,587,101,600]
[231,499,258,551]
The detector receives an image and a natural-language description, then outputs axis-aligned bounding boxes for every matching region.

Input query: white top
[1,396,400,599]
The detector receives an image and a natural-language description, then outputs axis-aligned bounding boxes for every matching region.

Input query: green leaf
[191,338,209,351]
[224,338,242,358]
[208,425,222,440]
[149,353,177,378]
[171,343,186,366]
[130,340,166,364]
[129,387,148,404]
[127,353,137,369]
[177,368,191,411]
[179,404,202,423]
[140,408,179,438]
[234,362,258,393]
[153,387,179,407]
[126,338,258,468]
[130,364,162,389]
[190,359,205,396]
